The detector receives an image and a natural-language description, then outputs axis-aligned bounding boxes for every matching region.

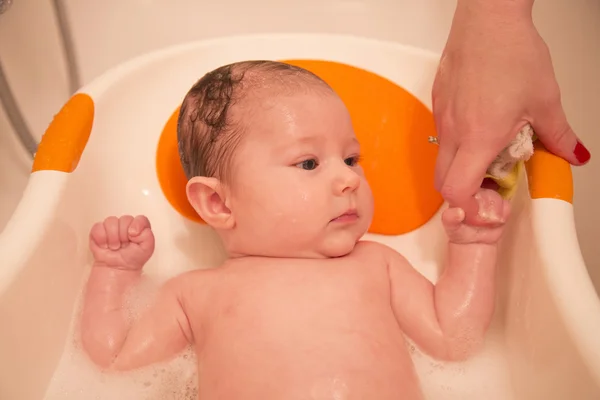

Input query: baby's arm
[81,216,193,371]
[386,189,509,361]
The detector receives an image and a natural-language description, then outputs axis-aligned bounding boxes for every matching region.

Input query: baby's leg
[81,215,192,371]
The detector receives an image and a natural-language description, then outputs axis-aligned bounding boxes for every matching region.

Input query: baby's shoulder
[350,240,391,268]
[352,240,409,268]
[353,240,397,259]
[166,267,224,299]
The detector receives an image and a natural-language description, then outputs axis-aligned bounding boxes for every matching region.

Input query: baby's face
[226,91,374,259]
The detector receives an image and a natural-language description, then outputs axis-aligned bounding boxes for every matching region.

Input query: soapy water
[44,344,198,400]
[43,273,515,400]
[408,323,515,400]
[44,273,199,400]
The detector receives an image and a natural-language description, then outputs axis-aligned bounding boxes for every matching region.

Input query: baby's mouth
[331,209,359,223]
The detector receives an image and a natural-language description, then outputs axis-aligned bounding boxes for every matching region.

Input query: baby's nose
[334,167,360,195]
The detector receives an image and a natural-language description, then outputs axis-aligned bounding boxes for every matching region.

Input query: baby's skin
[81,62,511,399]
[82,190,508,400]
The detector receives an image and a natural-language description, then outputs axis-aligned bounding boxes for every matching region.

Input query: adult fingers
[533,105,590,165]
[438,144,500,224]
[434,138,457,192]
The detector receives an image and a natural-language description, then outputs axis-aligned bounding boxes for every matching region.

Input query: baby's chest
[212,264,391,327]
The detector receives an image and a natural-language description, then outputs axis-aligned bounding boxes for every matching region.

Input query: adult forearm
[456,0,534,18]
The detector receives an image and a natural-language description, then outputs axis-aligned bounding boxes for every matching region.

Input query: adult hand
[432,0,591,223]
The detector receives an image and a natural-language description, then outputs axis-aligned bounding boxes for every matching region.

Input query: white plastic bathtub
[0,34,599,400]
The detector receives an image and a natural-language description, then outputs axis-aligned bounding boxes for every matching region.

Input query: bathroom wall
[532,0,600,285]
[0,0,598,281]
[0,0,71,227]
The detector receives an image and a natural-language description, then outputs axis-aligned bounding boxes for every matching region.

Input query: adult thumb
[534,108,591,165]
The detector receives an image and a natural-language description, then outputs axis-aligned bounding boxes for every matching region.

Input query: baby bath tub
[0,33,599,400]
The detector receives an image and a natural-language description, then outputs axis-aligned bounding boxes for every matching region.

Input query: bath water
[43,271,516,400]
[409,321,515,400]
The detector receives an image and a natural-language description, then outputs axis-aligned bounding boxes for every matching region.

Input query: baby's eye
[344,155,361,167]
[296,159,319,170]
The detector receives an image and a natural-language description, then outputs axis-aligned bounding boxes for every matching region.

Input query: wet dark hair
[177,60,330,182]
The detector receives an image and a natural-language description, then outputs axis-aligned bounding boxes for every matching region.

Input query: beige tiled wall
[0,0,598,283]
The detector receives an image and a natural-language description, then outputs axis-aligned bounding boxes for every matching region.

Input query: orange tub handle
[525,141,573,204]
[32,93,95,174]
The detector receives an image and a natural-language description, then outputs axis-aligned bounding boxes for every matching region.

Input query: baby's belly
[196,318,423,400]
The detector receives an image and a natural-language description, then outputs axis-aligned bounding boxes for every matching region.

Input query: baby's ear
[186,176,234,230]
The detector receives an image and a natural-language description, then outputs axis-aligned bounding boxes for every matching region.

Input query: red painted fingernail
[574,141,591,164]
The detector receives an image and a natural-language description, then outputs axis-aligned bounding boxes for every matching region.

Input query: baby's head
[178,60,374,259]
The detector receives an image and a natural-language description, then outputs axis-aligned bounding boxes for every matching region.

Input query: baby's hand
[89,215,155,271]
[442,189,511,245]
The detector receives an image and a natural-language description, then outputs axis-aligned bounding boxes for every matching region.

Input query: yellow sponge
[484,160,524,200]
[484,132,538,200]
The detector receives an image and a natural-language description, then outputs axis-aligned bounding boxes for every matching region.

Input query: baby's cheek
[259,191,304,228]
[360,183,375,214]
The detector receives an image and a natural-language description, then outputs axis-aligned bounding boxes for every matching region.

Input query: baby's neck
[225,250,338,262]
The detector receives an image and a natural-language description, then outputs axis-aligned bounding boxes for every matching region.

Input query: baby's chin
[318,232,363,258]
[226,236,361,260]
[222,225,367,260]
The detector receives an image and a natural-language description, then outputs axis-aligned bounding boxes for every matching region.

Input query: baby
[81,60,510,400]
